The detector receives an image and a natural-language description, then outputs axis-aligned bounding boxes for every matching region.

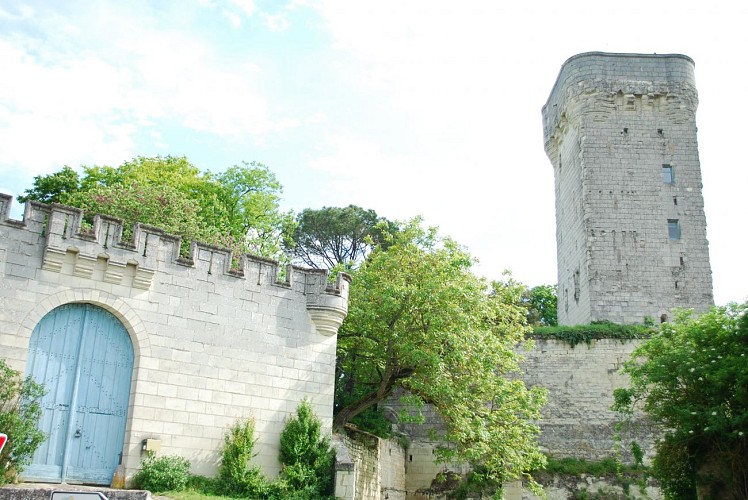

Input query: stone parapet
[543,52,697,157]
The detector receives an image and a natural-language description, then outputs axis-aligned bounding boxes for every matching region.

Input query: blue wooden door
[23,304,134,485]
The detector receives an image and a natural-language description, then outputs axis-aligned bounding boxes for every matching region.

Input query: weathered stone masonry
[520,337,656,463]
[543,52,713,325]
[0,194,349,483]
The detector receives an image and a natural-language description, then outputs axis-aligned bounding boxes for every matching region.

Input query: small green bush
[0,359,46,485]
[133,454,191,493]
[446,467,502,499]
[215,418,270,497]
[278,400,335,499]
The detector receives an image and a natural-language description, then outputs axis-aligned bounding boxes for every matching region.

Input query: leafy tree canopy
[287,205,395,270]
[17,165,80,204]
[526,284,558,326]
[613,303,748,499]
[493,276,558,327]
[334,219,546,491]
[18,156,295,259]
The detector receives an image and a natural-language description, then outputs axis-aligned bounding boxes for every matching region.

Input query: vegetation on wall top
[531,321,654,348]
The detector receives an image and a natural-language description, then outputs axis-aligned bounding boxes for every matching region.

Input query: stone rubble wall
[521,337,657,462]
[334,428,406,500]
[522,476,662,500]
[380,337,657,498]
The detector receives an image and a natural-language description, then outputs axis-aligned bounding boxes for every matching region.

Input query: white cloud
[0,38,136,177]
[223,10,243,28]
[0,4,299,183]
[229,0,257,17]
[307,131,557,285]
[0,3,34,21]
[214,0,257,26]
[264,13,290,32]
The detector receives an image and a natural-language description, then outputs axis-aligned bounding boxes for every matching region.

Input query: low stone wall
[381,438,407,500]
[0,484,151,500]
[524,475,662,500]
[333,428,406,500]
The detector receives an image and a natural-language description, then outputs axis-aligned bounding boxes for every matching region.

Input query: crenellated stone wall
[0,194,349,483]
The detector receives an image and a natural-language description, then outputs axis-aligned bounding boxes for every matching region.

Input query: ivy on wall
[530,321,654,348]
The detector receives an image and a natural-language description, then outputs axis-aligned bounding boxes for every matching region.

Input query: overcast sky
[1,1,746,305]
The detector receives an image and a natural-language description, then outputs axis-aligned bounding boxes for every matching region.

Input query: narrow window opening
[660,314,668,323]
[657,128,663,136]
[623,127,628,134]
[673,196,678,206]
[680,256,685,266]
[668,219,681,240]
[662,165,674,184]
[409,455,413,462]
[675,281,679,289]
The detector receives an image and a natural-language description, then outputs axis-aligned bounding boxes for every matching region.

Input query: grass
[153,490,235,500]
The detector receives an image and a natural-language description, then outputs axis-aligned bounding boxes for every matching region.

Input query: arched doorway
[23,303,134,485]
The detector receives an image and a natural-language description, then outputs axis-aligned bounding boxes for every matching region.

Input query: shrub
[0,359,46,485]
[278,400,335,498]
[614,304,748,498]
[132,454,191,493]
[216,418,269,497]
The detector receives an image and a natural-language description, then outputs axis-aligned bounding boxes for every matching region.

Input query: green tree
[217,162,296,259]
[66,182,214,245]
[613,303,748,499]
[0,359,46,485]
[526,284,558,326]
[334,219,546,492]
[18,166,80,204]
[17,156,294,260]
[287,205,394,270]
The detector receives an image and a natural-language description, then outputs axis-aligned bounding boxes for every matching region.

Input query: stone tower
[542,52,713,325]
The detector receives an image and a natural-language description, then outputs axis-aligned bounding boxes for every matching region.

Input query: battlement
[543,52,698,159]
[0,193,349,334]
